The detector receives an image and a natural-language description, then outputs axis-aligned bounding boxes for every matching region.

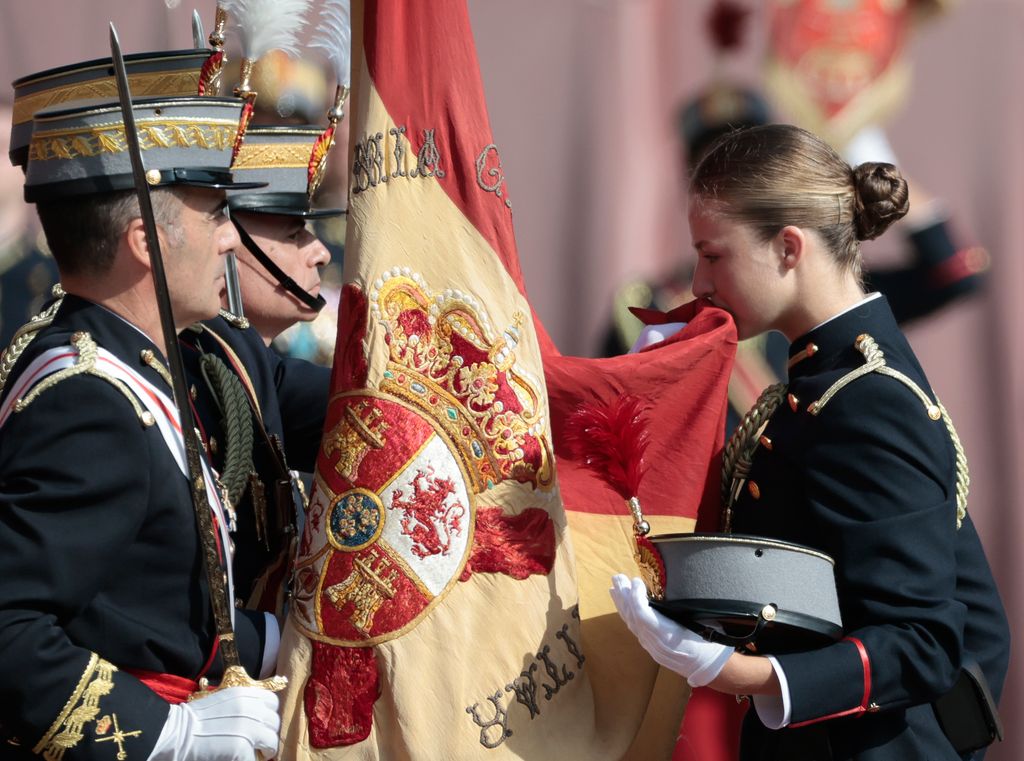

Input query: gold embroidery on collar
[33,654,117,760]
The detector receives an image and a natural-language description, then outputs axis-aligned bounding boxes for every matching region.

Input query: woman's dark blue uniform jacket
[732,296,1010,761]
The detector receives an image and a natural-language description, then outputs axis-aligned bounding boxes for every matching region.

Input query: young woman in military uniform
[611,124,1010,760]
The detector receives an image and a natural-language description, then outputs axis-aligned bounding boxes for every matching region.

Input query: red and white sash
[0,343,236,620]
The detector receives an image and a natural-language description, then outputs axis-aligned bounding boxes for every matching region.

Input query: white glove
[628,322,688,353]
[610,574,733,687]
[147,687,281,761]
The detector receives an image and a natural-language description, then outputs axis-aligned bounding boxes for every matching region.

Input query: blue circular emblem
[326,488,385,552]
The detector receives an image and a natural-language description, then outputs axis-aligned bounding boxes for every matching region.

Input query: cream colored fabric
[276,56,689,761]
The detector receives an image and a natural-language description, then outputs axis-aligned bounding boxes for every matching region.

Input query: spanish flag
[277,2,736,759]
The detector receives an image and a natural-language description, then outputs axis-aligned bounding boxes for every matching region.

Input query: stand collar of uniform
[786,293,893,380]
[53,293,174,392]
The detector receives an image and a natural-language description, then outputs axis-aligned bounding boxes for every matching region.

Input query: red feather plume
[563,395,651,500]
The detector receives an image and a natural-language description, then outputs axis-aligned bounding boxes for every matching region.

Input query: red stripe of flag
[364,0,525,295]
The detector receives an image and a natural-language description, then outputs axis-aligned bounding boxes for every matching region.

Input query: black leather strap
[231,218,326,312]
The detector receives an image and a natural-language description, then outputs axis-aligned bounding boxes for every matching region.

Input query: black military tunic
[179,315,330,611]
[730,295,1010,761]
[0,296,269,761]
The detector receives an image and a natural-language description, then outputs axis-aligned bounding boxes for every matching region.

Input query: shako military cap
[10,49,214,169]
[227,124,343,218]
[24,96,265,203]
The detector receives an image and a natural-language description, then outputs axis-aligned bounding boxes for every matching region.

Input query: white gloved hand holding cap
[610,574,733,687]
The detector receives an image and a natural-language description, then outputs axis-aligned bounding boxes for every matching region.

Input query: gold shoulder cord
[13,331,155,428]
[139,348,173,389]
[722,333,969,531]
[218,308,250,331]
[0,285,65,393]
[721,382,787,532]
[807,334,969,529]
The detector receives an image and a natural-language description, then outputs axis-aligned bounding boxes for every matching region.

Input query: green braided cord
[199,353,255,506]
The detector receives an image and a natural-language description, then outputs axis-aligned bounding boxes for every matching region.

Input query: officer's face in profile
[688,201,796,341]
[161,188,239,326]
[232,210,331,339]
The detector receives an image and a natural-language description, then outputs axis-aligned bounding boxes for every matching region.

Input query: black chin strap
[231,218,327,312]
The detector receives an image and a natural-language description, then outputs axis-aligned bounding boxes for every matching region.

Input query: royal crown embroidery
[296,271,559,746]
[370,268,554,492]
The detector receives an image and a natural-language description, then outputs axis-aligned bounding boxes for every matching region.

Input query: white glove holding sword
[147,686,280,761]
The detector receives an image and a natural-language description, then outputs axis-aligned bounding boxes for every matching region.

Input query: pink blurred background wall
[2,1,1020,758]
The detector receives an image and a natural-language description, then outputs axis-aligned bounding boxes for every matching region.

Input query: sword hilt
[189,664,288,701]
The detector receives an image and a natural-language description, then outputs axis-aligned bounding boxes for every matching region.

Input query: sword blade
[224,252,246,318]
[109,22,243,672]
[192,9,206,49]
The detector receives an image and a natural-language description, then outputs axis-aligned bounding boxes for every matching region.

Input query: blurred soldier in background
[602,0,987,432]
[0,103,58,346]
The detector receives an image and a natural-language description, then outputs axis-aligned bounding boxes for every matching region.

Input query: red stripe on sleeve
[789,637,872,728]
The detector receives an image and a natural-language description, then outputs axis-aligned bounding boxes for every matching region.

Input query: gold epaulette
[218,308,250,330]
[13,331,156,429]
[805,333,969,529]
[806,334,940,419]
[0,284,65,393]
